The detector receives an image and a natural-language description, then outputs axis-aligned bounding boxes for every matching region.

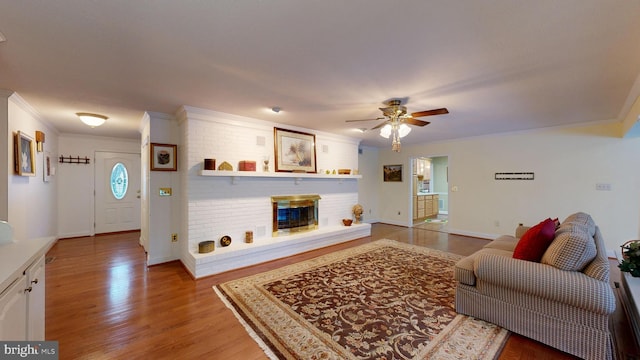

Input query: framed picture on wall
[383,164,402,182]
[43,151,52,182]
[14,131,36,176]
[274,127,317,173]
[150,143,177,171]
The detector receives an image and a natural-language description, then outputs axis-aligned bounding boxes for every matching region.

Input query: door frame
[410,154,450,229]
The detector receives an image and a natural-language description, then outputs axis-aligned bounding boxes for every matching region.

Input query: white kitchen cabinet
[26,255,45,340]
[0,255,46,341]
[0,275,28,340]
[0,221,54,342]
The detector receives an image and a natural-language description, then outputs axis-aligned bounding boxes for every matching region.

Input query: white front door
[95,152,141,234]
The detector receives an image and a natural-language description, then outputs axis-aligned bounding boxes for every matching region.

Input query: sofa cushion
[542,224,597,271]
[512,218,556,262]
[454,248,513,286]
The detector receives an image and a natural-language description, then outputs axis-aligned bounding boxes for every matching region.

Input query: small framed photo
[14,131,36,176]
[274,127,317,173]
[43,151,52,182]
[383,164,402,182]
[150,143,177,171]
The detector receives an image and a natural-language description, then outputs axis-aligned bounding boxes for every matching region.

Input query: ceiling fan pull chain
[392,131,401,152]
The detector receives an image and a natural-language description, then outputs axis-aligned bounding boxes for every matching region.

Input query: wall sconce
[35,131,45,152]
[76,112,108,127]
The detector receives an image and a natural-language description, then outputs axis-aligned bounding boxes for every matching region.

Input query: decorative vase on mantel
[619,240,640,277]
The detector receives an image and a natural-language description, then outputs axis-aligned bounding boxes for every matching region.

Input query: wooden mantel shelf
[198,170,362,182]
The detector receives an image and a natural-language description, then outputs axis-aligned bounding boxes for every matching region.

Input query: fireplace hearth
[271,195,320,236]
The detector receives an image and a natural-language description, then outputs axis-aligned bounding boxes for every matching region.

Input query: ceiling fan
[346,99,449,152]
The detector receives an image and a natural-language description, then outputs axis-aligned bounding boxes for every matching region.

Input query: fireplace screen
[272,195,320,236]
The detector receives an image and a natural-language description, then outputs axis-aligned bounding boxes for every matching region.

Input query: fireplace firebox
[271,195,320,236]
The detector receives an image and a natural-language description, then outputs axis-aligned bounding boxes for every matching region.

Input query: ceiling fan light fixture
[76,112,108,127]
[379,124,392,138]
[347,99,447,153]
[398,123,411,138]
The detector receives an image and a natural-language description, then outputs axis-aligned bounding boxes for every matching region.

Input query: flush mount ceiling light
[271,106,281,114]
[76,112,108,127]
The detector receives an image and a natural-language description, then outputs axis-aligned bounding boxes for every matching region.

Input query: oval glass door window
[110,162,129,200]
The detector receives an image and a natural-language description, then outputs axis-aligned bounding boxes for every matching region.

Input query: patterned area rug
[215,239,509,360]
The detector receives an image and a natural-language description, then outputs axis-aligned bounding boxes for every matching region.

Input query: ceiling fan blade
[371,120,390,130]
[410,108,449,118]
[345,117,385,123]
[403,118,430,127]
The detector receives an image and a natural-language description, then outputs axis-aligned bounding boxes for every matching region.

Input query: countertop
[0,236,56,292]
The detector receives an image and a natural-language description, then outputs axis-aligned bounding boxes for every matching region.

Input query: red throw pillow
[513,218,556,262]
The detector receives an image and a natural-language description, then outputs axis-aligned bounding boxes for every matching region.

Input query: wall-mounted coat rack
[59,155,91,164]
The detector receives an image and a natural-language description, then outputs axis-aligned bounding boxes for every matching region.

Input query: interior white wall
[142,112,181,265]
[57,134,139,238]
[373,155,414,227]
[357,146,380,223]
[0,90,11,221]
[376,121,640,251]
[432,156,448,212]
[139,115,150,253]
[7,93,58,242]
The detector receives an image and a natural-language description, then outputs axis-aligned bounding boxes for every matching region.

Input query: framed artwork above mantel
[274,127,317,173]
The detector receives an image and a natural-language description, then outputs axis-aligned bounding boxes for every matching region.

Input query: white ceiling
[1,1,640,148]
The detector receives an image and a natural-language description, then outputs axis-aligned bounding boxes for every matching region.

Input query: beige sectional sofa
[454,212,616,360]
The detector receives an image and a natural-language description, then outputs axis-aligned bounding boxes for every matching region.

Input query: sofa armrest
[473,253,615,314]
[515,225,530,239]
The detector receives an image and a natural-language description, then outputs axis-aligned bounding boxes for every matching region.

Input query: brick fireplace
[271,194,320,236]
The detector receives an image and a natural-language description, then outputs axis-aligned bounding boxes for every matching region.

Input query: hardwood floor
[46,224,637,359]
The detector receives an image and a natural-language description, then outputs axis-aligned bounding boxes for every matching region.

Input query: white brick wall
[180,107,361,258]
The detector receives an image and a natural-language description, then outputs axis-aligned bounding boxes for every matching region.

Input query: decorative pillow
[560,212,595,236]
[541,226,597,271]
[512,218,556,262]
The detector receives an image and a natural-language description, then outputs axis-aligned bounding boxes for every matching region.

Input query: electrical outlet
[171,233,178,242]
[494,220,500,227]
